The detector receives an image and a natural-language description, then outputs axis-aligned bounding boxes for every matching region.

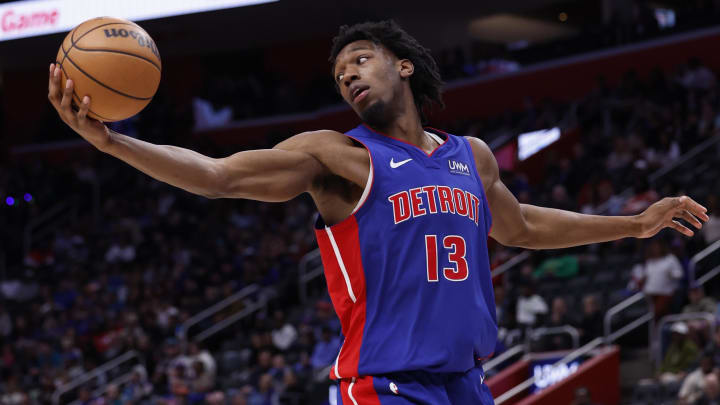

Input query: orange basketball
[55,17,161,122]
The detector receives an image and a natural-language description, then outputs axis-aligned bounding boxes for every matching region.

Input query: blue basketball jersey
[315,124,496,380]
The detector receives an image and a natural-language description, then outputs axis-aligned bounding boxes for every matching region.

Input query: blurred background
[1,0,720,404]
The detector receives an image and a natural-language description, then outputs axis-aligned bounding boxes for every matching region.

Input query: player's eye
[358,56,368,64]
[336,73,344,82]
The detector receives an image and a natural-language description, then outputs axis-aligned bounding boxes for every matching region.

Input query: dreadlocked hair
[329,20,444,123]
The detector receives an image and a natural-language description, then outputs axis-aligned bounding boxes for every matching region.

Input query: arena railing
[494,245,720,403]
[595,132,720,215]
[192,288,274,342]
[483,344,526,375]
[691,239,720,283]
[603,241,720,346]
[490,250,532,279]
[494,337,606,404]
[176,284,261,343]
[51,350,142,405]
[654,312,716,369]
[483,325,580,376]
[648,134,720,185]
[68,367,143,405]
[298,249,323,304]
[529,326,580,349]
[23,197,78,255]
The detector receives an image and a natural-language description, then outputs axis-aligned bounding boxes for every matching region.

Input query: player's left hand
[636,196,709,238]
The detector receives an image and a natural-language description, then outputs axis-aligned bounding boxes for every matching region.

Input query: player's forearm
[102,130,224,198]
[515,204,641,249]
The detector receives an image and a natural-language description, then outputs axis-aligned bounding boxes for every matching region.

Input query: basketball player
[48,20,708,405]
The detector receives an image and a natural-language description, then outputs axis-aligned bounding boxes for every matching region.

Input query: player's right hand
[48,63,113,151]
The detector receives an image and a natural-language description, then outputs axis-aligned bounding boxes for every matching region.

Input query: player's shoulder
[463,136,492,154]
[464,136,499,185]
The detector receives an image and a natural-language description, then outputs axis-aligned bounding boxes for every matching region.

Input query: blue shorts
[336,364,494,404]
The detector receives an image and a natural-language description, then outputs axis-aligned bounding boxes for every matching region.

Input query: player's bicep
[216,148,323,202]
[465,136,530,247]
[486,177,530,246]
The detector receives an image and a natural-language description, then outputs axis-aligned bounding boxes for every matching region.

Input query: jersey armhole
[462,137,493,235]
[351,154,373,215]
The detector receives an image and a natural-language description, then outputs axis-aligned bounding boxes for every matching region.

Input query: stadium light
[0,0,278,42]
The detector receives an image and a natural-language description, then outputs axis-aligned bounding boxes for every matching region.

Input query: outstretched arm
[48,63,330,201]
[466,137,709,249]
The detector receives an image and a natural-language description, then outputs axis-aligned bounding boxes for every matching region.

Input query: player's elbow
[200,161,232,199]
[498,229,533,249]
[493,219,535,248]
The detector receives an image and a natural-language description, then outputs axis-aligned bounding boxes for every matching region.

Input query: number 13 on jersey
[425,235,468,282]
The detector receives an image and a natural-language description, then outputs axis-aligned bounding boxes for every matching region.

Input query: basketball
[54,17,161,122]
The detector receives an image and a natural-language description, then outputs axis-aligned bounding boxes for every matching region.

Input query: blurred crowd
[189,0,720,128]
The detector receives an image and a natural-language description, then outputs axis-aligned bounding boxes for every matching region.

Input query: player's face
[333,40,406,126]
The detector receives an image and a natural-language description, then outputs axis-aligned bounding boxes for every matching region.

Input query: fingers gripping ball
[55,17,161,122]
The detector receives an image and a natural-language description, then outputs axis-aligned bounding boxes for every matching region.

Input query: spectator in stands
[629,237,684,319]
[250,350,273,387]
[679,57,717,91]
[696,372,720,405]
[621,178,659,215]
[278,369,306,404]
[570,386,598,405]
[205,391,226,405]
[679,350,717,405]
[268,353,289,384]
[104,233,136,264]
[312,300,341,336]
[271,310,298,351]
[541,297,576,350]
[247,373,275,405]
[684,285,717,314]
[230,391,249,405]
[187,342,216,384]
[577,295,603,345]
[190,360,214,393]
[533,255,579,280]
[701,195,720,244]
[659,322,700,384]
[310,327,341,371]
[121,367,153,403]
[102,384,121,405]
[516,280,548,329]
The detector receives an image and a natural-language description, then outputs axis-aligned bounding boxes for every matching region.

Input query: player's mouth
[350,85,370,104]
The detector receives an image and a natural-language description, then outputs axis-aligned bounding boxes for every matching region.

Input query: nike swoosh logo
[390,158,412,168]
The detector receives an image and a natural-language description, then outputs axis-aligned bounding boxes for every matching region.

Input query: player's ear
[399,59,414,80]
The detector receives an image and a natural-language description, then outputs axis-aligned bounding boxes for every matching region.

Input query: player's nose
[342,71,360,88]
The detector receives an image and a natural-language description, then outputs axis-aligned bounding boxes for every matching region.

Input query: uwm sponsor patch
[388,186,481,226]
[448,160,471,176]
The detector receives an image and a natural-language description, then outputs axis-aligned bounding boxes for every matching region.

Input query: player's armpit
[274,130,371,189]
[214,148,325,202]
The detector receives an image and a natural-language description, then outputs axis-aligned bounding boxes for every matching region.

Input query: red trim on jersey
[361,123,447,157]
[353,376,382,404]
[315,216,368,380]
[339,379,353,404]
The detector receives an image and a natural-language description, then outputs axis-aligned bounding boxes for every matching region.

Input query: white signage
[517,127,561,161]
[533,361,580,390]
[0,0,278,42]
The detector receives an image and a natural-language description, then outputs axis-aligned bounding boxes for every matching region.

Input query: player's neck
[370,108,429,151]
